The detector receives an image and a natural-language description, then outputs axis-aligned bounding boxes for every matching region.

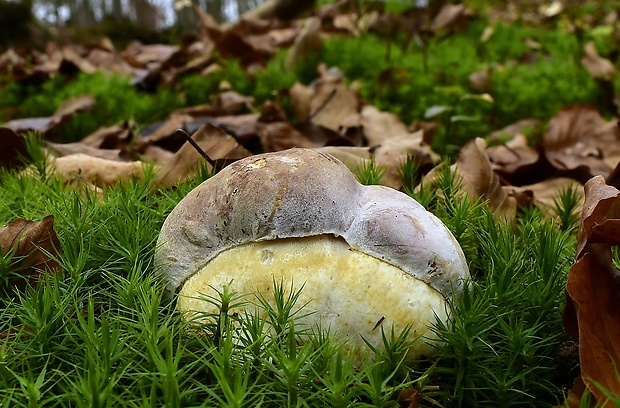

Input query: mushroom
[155,148,469,355]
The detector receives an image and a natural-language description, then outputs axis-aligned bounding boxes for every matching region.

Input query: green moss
[7,72,183,142]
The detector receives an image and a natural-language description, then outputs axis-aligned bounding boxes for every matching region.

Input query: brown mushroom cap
[155,148,468,299]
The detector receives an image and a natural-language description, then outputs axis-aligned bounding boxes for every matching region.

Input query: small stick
[308,88,337,121]
[176,128,216,168]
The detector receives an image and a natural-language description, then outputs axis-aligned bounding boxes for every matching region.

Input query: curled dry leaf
[424,138,517,219]
[0,215,61,290]
[286,17,322,70]
[454,138,518,218]
[543,105,619,180]
[564,176,620,406]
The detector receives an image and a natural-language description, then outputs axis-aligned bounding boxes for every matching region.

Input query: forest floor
[1,1,620,406]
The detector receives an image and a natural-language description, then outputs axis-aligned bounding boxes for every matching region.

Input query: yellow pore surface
[177,235,448,356]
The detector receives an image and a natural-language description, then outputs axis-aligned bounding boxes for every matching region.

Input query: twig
[308,88,337,121]
[176,128,216,168]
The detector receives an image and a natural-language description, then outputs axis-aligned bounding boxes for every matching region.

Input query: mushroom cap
[155,148,468,299]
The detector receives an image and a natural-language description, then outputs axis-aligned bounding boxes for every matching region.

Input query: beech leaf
[0,215,61,290]
[564,176,620,405]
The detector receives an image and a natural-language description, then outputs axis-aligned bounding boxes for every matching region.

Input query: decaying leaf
[289,81,313,123]
[4,94,95,135]
[504,177,583,216]
[0,215,61,290]
[431,3,470,32]
[581,41,617,82]
[154,123,252,188]
[310,78,360,133]
[374,130,437,189]
[543,105,619,180]
[424,138,517,219]
[48,154,145,186]
[0,127,28,169]
[360,105,409,147]
[564,176,620,406]
[258,122,317,152]
[285,17,322,70]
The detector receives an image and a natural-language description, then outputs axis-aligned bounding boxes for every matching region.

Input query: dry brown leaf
[455,138,517,218]
[431,3,470,32]
[563,176,620,406]
[0,215,61,290]
[314,146,371,173]
[374,130,437,189]
[5,94,95,135]
[213,91,255,115]
[80,121,134,149]
[310,80,360,133]
[360,105,409,147]
[333,13,359,35]
[543,105,619,180]
[581,41,617,81]
[0,127,27,169]
[49,154,145,186]
[286,17,322,70]
[504,178,583,215]
[289,82,313,123]
[46,142,123,161]
[425,138,517,219]
[488,133,536,166]
[154,123,252,188]
[258,122,318,152]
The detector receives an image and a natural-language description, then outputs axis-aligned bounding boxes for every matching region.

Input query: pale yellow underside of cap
[177,235,448,356]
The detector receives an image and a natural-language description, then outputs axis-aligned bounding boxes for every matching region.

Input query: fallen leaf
[0,127,28,169]
[314,145,371,173]
[564,176,620,406]
[374,130,437,189]
[431,3,470,33]
[310,80,360,133]
[154,123,252,188]
[0,215,61,290]
[425,138,517,219]
[566,252,620,406]
[543,105,618,180]
[49,154,145,186]
[360,105,409,147]
[258,122,318,151]
[80,121,134,149]
[286,17,322,70]
[46,142,123,161]
[4,94,95,135]
[289,81,313,122]
[581,41,617,81]
[504,177,583,216]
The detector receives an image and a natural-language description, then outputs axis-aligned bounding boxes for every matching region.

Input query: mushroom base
[177,235,448,356]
